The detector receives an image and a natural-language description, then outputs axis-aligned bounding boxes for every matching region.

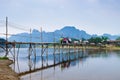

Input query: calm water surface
[8,48,120,80]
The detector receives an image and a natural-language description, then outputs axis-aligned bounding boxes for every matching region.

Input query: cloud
[37,0,68,5]
[87,0,99,3]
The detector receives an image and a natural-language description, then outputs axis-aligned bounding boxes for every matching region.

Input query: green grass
[0,57,9,60]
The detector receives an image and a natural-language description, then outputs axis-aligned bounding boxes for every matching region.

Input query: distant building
[107,40,120,46]
[60,37,80,44]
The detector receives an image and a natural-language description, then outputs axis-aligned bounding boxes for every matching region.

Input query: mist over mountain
[8,26,120,42]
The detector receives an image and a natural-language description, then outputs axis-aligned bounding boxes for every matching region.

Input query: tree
[88,36,109,45]
[88,37,102,44]
[101,36,109,42]
[116,37,120,40]
[0,38,6,47]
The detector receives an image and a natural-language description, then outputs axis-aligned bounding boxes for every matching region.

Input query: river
[7,48,120,80]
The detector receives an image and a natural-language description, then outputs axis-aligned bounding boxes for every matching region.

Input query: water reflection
[8,49,120,80]
[9,48,87,74]
[20,57,87,80]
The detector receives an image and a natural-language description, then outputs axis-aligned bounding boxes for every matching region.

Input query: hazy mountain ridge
[9,26,120,42]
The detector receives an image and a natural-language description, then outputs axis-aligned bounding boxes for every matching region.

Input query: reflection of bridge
[18,51,87,76]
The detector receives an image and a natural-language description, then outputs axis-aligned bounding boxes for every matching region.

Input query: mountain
[8,26,120,42]
[54,26,91,39]
[9,26,91,42]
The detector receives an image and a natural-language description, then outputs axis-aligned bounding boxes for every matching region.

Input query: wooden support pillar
[41,44,43,56]
[58,44,60,62]
[28,43,32,59]
[13,42,16,63]
[41,44,44,67]
[33,44,36,70]
[46,45,48,66]
[16,44,20,60]
[53,44,56,65]
[16,43,20,73]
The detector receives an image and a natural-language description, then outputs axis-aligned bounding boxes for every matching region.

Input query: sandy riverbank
[0,60,19,80]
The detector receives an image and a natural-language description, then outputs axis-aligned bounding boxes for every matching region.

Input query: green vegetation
[116,37,120,40]
[88,37,102,44]
[88,36,109,44]
[0,57,9,60]
[0,38,6,47]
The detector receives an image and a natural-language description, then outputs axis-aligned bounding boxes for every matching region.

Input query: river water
[8,48,120,80]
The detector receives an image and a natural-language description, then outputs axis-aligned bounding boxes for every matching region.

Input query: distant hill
[8,26,120,42]
[54,26,91,39]
[0,38,6,48]
[102,33,119,40]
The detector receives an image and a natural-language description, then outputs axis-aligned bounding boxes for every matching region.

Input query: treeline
[88,36,109,44]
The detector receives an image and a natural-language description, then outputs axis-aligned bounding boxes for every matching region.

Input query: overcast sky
[0,0,120,35]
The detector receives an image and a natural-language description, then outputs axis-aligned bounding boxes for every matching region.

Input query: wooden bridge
[0,41,85,57]
[0,17,85,57]
[0,17,87,76]
[0,41,87,76]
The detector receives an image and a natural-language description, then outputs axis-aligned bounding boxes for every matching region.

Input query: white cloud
[84,0,99,3]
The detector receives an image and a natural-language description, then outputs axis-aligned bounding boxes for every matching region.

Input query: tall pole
[40,27,43,57]
[6,17,8,42]
[29,28,32,59]
[40,27,43,42]
[30,28,32,42]
[5,17,8,57]
[53,32,55,42]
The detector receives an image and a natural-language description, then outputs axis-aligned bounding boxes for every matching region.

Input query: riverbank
[85,45,120,50]
[0,59,19,80]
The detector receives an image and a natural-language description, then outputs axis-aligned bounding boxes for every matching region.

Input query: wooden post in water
[13,41,16,63]
[58,44,60,62]
[53,44,55,66]
[40,27,44,63]
[33,44,36,70]
[28,28,32,59]
[46,44,48,66]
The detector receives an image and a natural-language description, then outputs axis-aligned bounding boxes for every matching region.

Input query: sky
[0,0,120,36]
